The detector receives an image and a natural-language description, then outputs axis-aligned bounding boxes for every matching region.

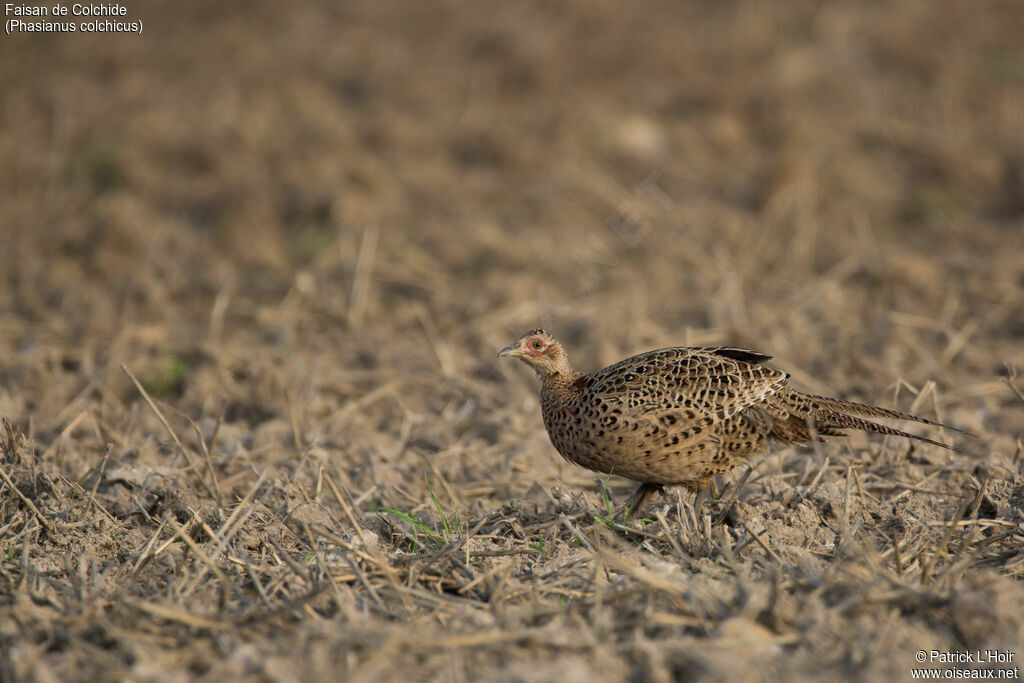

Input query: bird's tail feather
[772,390,969,453]
[796,392,971,435]
[815,410,960,452]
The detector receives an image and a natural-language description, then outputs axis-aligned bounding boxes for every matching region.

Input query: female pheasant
[498,329,964,519]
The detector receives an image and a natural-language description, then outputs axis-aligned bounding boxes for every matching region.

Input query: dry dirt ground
[2,1,1024,681]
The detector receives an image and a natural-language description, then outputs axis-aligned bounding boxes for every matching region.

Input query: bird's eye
[532,340,543,350]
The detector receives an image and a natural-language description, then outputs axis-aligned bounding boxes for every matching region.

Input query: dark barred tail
[815,410,960,452]
[772,390,967,453]
[796,393,972,434]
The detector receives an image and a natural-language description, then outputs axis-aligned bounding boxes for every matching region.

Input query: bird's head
[498,329,573,378]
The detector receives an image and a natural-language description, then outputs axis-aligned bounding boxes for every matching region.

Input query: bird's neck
[536,345,575,380]
[539,368,582,406]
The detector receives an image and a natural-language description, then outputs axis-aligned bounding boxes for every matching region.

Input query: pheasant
[498,329,965,520]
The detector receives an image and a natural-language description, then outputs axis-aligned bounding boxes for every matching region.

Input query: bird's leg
[692,484,709,513]
[622,482,663,522]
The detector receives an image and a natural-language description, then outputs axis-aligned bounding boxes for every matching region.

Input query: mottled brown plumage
[498,329,965,519]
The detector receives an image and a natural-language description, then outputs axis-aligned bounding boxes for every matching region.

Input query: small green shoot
[141,355,189,400]
[425,472,451,542]
[595,473,617,528]
[380,507,445,551]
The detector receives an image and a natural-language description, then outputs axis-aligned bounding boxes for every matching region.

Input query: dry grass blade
[0,462,54,533]
[1005,376,1024,409]
[121,364,218,501]
[180,469,268,597]
[348,226,378,327]
[266,536,313,585]
[190,414,224,505]
[131,516,170,578]
[715,464,755,525]
[933,484,989,588]
[919,495,973,586]
[127,598,228,629]
[413,302,457,377]
[330,380,400,424]
[595,552,685,597]
[84,444,112,517]
[322,471,414,612]
[167,516,232,588]
[739,521,783,563]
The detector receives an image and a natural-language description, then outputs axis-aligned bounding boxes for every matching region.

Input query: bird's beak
[497,344,518,359]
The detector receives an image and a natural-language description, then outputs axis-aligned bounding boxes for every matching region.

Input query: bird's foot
[619,483,664,523]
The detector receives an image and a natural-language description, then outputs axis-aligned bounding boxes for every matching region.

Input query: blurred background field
[1,1,1023,680]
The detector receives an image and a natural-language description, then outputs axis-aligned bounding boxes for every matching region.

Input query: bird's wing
[579,346,789,424]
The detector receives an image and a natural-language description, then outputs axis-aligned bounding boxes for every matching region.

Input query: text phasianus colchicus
[498,329,966,519]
